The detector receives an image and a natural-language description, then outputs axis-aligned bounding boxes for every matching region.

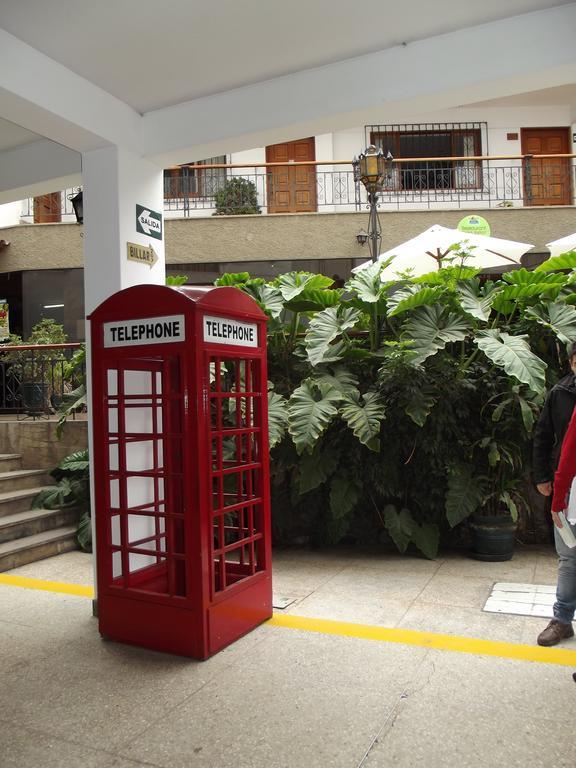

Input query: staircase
[0,453,78,572]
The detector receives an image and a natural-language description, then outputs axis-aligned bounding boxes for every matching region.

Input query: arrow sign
[136,204,163,240]
[126,242,159,268]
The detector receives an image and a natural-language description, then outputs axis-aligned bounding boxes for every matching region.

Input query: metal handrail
[0,343,85,417]
[168,153,576,169]
[22,153,576,220]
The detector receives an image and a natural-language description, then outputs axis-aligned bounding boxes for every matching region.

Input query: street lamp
[352,145,393,263]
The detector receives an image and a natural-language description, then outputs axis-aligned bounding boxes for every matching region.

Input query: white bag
[567,476,576,524]
[555,511,576,548]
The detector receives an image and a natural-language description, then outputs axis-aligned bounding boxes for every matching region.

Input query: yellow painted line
[0,573,94,598]
[2,574,574,667]
[268,613,576,668]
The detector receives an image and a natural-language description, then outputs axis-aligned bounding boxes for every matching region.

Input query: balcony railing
[21,154,576,221]
[0,343,84,417]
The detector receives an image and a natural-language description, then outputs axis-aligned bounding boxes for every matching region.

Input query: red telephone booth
[89,285,272,659]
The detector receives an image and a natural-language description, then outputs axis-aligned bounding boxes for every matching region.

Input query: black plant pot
[21,381,48,416]
[469,514,516,562]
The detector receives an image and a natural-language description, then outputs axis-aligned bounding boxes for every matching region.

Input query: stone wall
[1,206,575,272]
[0,419,88,469]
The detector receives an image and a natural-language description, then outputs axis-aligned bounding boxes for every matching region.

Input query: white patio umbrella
[546,232,576,259]
[353,225,534,280]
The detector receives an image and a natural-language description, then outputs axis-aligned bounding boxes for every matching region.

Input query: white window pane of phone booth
[104,360,186,598]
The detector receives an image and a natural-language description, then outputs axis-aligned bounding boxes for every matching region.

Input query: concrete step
[0,526,77,572]
[0,507,78,544]
[0,454,23,472]
[0,486,55,518]
[0,469,53,494]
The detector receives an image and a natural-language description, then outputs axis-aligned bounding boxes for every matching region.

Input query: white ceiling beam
[143,4,576,165]
[0,139,81,204]
[0,28,142,154]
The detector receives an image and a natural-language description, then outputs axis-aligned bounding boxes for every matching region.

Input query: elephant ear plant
[32,450,91,551]
[217,248,576,558]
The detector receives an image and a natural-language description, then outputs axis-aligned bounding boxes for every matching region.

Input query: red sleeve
[552,407,576,512]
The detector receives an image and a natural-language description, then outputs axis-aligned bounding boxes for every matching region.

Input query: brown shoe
[537,619,574,647]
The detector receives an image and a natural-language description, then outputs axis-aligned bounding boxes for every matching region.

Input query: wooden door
[266,138,317,213]
[33,193,61,223]
[521,128,571,206]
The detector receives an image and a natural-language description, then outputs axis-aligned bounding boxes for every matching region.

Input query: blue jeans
[553,520,576,624]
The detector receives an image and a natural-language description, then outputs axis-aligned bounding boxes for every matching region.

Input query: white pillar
[81,146,165,607]
[82,145,166,313]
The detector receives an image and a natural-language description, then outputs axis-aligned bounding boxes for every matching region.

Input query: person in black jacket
[533,341,576,646]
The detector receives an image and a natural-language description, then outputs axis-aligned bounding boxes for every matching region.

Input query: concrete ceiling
[0,1,575,201]
[1,0,572,112]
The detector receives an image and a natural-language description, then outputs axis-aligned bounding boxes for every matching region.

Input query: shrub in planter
[213,177,261,215]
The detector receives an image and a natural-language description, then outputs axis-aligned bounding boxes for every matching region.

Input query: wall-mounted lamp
[0,239,10,251]
[68,189,83,224]
[356,229,369,246]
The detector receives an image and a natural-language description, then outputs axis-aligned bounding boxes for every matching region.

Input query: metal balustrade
[20,155,576,220]
[0,343,84,417]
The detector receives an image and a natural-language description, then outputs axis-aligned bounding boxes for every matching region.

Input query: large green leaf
[214,272,250,286]
[383,505,413,553]
[346,261,383,303]
[456,279,498,322]
[329,475,360,521]
[298,444,340,494]
[501,268,566,285]
[313,366,359,395]
[59,450,89,472]
[474,330,547,393]
[385,286,415,315]
[525,302,576,346]
[445,466,484,527]
[243,282,285,319]
[339,390,386,450]
[405,387,436,427]
[287,379,342,454]
[496,283,564,302]
[77,510,92,552]
[32,478,74,510]
[276,272,334,301]
[382,504,439,558]
[388,287,446,317]
[305,306,362,366]
[411,522,440,560]
[534,250,576,273]
[268,390,289,448]
[285,288,342,312]
[500,491,519,523]
[402,305,470,364]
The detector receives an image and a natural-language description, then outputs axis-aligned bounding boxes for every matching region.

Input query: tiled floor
[1,544,575,767]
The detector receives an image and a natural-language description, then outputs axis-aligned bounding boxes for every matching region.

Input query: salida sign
[136,205,163,240]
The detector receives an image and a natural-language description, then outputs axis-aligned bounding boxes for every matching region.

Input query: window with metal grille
[366,123,486,191]
[164,156,227,199]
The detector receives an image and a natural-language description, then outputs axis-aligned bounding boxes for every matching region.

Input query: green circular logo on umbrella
[457,215,491,237]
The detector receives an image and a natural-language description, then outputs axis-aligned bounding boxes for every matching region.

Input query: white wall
[0,201,22,227]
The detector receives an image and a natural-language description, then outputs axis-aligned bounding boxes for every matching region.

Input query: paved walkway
[1,545,574,767]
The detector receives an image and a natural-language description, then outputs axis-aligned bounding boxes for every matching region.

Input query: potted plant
[446,373,539,560]
[213,177,261,215]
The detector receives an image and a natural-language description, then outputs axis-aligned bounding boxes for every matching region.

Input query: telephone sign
[203,315,258,347]
[103,314,185,347]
